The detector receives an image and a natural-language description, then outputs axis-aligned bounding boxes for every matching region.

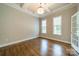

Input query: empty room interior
[0,3,79,56]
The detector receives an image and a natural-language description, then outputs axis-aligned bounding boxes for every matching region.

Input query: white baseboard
[40,36,71,44]
[0,36,71,48]
[0,36,38,48]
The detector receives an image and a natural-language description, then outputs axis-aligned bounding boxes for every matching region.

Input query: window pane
[54,17,61,25]
[42,19,46,33]
[53,16,61,35]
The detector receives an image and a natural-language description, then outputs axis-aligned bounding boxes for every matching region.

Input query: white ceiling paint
[3,3,77,18]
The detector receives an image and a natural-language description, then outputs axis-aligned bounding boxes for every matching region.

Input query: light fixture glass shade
[37,7,44,14]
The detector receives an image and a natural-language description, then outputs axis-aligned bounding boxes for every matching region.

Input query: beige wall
[77,4,79,11]
[0,4,39,46]
[39,5,77,43]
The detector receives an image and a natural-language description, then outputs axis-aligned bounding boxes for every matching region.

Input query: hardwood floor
[0,37,78,56]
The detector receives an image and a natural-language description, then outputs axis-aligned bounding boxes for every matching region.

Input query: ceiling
[19,3,69,16]
[4,3,77,17]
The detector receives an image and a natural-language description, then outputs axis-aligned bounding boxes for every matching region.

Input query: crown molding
[3,3,77,18]
[44,4,77,17]
[3,3,39,17]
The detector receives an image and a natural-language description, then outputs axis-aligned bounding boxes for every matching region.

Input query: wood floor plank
[0,37,78,56]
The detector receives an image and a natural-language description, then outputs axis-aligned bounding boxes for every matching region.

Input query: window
[53,16,62,35]
[41,19,46,33]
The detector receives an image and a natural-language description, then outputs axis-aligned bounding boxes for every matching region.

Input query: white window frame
[53,16,62,35]
[41,19,46,33]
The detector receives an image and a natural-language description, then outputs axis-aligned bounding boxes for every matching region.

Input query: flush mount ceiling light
[37,3,45,14]
[37,7,44,14]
